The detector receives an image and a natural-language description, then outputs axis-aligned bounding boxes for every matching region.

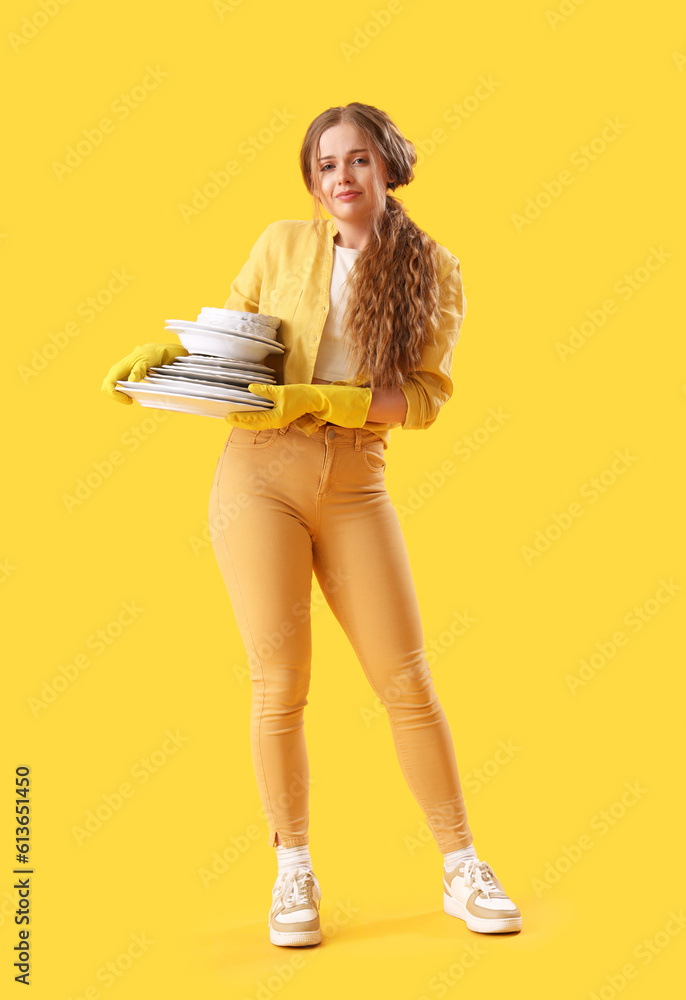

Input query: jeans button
[327,428,335,440]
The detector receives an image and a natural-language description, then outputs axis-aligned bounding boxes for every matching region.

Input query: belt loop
[354,428,361,451]
[278,425,288,435]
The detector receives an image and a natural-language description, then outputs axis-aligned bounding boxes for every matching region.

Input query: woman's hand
[225,383,373,429]
[101,343,189,404]
[225,384,325,429]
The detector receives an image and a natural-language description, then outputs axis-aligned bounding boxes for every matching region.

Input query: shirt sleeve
[222,223,272,313]
[399,257,466,431]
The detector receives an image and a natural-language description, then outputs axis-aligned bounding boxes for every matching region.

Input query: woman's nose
[335,162,354,185]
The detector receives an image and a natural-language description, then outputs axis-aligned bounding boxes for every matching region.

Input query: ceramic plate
[148,365,275,386]
[116,379,273,406]
[145,373,273,392]
[114,384,268,419]
[175,355,275,374]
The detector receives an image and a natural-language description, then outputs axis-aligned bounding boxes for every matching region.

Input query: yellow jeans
[208,420,473,852]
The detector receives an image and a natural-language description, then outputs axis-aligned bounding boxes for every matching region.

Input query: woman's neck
[333,221,371,251]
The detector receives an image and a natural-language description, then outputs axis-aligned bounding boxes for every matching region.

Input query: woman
[102,103,522,946]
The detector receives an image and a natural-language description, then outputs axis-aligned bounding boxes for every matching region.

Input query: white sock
[443,843,478,871]
[275,843,313,877]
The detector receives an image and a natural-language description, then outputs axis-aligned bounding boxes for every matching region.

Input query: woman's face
[315,122,390,228]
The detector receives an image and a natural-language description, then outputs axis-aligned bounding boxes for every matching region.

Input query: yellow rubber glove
[225,383,373,430]
[101,342,190,405]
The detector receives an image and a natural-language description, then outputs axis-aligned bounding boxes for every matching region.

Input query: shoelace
[461,859,507,899]
[270,867,319,916]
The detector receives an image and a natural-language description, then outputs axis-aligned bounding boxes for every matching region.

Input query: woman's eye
[320,158,368,171]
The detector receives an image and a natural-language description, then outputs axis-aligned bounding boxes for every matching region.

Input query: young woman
[102,103,522,946]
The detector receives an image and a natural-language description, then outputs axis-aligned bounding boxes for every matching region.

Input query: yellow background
[2,0,684,996]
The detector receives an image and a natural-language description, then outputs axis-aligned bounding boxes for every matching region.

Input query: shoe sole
[443,892,522,933]
[269,926,322,947]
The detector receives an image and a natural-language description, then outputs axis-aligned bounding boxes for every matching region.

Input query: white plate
[170,354,276,378]
[113,384,267,419]
[145,373,274,399]
[175,363,275,378]
[149,364,276,383]
[175,355,275,374]
[116,379,273,406]
[195,308,281,330]
[144,375,274,399]
[148,373,275,393]
[170,329,284,362]
[165,321,282,348]
[154,361,276,378]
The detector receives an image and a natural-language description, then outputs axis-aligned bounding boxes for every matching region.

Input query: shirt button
[327,428,335,440]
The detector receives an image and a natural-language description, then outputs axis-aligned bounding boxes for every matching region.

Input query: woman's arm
[222,224,272,313]
[366,387,409,424]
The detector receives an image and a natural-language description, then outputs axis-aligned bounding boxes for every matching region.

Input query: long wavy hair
[299,103,441,391]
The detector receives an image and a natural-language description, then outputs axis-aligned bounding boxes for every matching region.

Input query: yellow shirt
[222,216,466,450]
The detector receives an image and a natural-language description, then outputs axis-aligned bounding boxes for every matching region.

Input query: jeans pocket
[227,427,279,448]
[362,447,387,473]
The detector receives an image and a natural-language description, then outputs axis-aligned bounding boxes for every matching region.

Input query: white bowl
[175,328,283,363]
[167,320,280,345]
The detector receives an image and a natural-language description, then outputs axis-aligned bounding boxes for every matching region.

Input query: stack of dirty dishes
[115,308,284,419]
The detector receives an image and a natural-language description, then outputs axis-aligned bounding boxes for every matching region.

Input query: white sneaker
[443,857,522,933]
[268,867,322,947]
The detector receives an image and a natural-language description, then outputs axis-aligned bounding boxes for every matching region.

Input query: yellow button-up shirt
[222,216,466,449]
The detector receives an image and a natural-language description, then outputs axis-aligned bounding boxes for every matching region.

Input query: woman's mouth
[337,191,361,201]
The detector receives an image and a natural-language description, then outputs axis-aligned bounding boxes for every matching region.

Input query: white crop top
[312,243,362,381]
